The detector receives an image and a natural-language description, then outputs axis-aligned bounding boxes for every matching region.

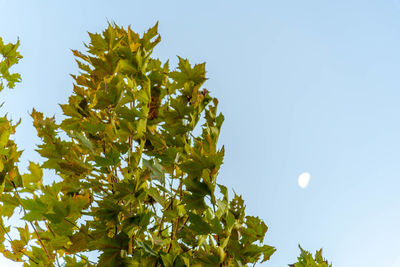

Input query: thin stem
[76,253,96,265]
[11,182,51,261]
[30,222,51,261]
[176,216,189,235]
[0,222,13,243]
[46,222,55,237]
[0,223,39,264]
[55,253,61,267]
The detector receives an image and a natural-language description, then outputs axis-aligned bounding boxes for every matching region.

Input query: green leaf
[94,149,120,167]
[26,161,42,183]
[143,158,165,183]
[20,198,47,213]
[67,229,89,254]
[136,240,158,257]
[68,131,94,153]
[50,235,70,249]
[161,252,177,267]
[17,224,30,245]
[188,212,212,235]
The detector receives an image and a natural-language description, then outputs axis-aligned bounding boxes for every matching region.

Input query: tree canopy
[0,23,330,266]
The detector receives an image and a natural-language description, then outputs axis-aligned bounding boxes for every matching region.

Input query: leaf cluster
[0,37,22,91]
[0,23,277,266]
[289,246,331,267]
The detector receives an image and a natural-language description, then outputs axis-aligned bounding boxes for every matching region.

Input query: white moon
[298,172,311,189]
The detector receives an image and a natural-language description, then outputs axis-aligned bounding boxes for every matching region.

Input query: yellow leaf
[130,42,141,52]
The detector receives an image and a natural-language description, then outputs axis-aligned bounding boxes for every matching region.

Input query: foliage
[0,37,22,91]
[0,24,332,267]
[289,246,331,267]
[0,24,279,266]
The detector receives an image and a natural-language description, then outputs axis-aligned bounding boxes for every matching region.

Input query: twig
[11,181,52,261]
[76,253,96,265]
[30,221,51,261]
[0,223,39,264]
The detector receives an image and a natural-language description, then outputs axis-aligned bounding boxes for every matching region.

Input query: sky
[1,0,400,266]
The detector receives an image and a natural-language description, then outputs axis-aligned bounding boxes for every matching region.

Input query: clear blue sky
[1,0,400,266]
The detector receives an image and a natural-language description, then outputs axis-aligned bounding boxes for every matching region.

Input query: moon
[298,172,311,189]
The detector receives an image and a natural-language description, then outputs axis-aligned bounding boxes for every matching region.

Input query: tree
[0,23,331,266]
